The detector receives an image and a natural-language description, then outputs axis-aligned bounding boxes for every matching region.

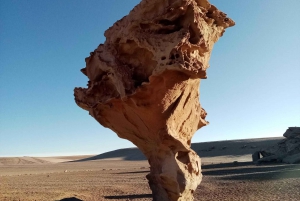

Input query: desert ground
[1,137,300,201]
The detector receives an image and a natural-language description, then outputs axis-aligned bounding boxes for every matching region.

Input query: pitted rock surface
[74,0,234,200]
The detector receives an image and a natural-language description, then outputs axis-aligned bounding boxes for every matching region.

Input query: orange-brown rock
[74,0,234,200]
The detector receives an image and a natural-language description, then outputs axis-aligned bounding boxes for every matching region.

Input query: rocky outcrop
[252,151,260,162]
[254,127,300,164]
[74,0,234,200]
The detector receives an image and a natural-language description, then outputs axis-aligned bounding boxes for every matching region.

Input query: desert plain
[1,137,300,201]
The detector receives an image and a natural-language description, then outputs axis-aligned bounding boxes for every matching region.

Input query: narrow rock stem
[144,147,201,201]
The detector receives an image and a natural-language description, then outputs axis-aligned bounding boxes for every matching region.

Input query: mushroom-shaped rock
[74,0,234,200]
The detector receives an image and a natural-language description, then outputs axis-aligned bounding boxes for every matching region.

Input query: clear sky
[0,0,299,157]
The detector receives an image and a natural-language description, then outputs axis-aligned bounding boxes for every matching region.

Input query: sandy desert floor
[1,138,300,201]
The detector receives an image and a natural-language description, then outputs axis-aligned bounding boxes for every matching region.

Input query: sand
[0,137,299,201]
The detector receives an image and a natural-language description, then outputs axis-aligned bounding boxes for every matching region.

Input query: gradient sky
[0,0,299,157]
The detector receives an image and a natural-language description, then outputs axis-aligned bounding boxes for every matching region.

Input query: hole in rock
[115,38,121,43]
[140,23,150,30]
[154,18,183,34]
[176,151,189,164]
[158,19,174,26]
[189,26,201,44]
[117,40,157,90]
[132,72,149,88]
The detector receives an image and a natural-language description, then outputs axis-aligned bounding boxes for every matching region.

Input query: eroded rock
[252,151,260,162]
[74,0,234,200]
[255,127,300,164]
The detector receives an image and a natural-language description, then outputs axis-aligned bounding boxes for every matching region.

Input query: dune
[1,137,299,201]
[73,137,284,163]
[0,157,52,165]
[39,155,94,163]
[0,155,93,166]
[0,137,284,166]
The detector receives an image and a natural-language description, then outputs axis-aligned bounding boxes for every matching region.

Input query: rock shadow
[70,138,284,162]
[104,194,152,199]
[192,138,283,157]
[56,197,83,201]
[202,161,253,169]
[71,148,146,162]
[115,170,150,174]
[203,162,300,181]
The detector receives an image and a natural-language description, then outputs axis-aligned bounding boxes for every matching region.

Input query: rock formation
[253,127,300,164]
[74,0,234,200]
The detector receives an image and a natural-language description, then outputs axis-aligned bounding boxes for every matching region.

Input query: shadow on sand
[202,161,253,169]
[70,137,284,162]
[72,148,146,162]
[192,138,283,157]
[56,197,83,201]
[202,162,300,181]
[104,194,152,199]
[115,170,149,174]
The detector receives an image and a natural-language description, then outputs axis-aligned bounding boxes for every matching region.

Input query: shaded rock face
[74,0,234,200]
[254,127,300,164]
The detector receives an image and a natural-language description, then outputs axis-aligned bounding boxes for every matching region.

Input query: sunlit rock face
[74,0,234,200]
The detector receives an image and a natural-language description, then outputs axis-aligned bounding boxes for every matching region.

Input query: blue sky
[0,0,299,157]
